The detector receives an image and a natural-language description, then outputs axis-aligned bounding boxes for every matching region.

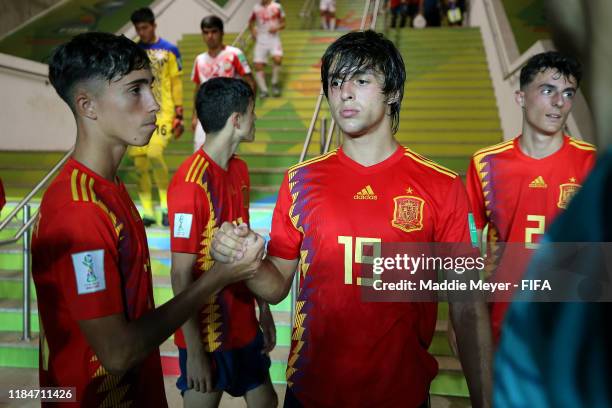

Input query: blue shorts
[176,330,271,397]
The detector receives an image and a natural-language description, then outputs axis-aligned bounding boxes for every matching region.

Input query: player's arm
[170,252,213,392]
[438,178,492,407]
[191,85,199,132]
[249,15,257,39]
[447,274,492,408]
[256,297,276,353]
[79,255,256,377]
[243,73,257,94]
[211,222,298,304]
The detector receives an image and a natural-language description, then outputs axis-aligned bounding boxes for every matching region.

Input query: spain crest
[392,196,424,233]
[557,182,581,209]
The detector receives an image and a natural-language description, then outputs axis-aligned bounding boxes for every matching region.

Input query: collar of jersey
[337,144,404,175]
[67,158,122,188]
[513,134,570,164]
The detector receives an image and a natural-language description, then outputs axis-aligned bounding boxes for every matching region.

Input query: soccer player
[31,32,259,407]
[494,0,612,405]
[249,0,286,98]
[168,77,277,407]
[191,15,256,151]
[319,0,337,30]
[211,31,492,407]
[128,7,184,226]
[465,51,596,344]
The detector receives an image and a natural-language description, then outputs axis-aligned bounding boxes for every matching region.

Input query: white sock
[255,70,268,93]
[272,64,281,85]
[330,18,336,30]
[321,16,328,29]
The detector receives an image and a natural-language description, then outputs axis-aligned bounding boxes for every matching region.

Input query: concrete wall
[0,53,75,151]
[0,0,64,39]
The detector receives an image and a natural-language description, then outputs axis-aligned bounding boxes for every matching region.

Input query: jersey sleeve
[46,203,124,321]
[465,157,488,230]
[267,173,302,260]
[168,182,210,254]
[234,49,252,75]
[191,56,201,86]
[278,3,286,18]
[167,52,183,106]
[434,177,473,243]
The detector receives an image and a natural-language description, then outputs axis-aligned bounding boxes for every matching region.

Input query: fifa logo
[82,254,98,283]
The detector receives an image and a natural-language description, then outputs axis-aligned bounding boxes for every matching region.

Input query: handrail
[231,17,253,51]
[0,146,72,341]
[0,62,48,81]
[299,0,315,19]
[0,147,74,243]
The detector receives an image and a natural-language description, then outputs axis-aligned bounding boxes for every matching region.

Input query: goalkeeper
[129,7,184,226]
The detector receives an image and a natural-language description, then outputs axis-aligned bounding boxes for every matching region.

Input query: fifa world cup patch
[391,196,425,232]
[557,182,581,209]
[71,250,106,295]
[174,213,193,238]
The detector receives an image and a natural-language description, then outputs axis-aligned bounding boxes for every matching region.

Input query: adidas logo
[354,185,378,200]
[529,176,548,188]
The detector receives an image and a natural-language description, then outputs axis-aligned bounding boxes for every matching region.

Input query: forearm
[100,264,226,375]
[192,86,199,122]
[170,265,206,353]
[171,76,183,106]
[246,259,292,304]
[450,300,492,408]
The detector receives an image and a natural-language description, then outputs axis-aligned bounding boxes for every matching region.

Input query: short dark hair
[201,15,224,32]
[131,7,155,25]
[48,32,150,111]
[196,77,254,134]
[321,30,406,134]
[520,51,582,89]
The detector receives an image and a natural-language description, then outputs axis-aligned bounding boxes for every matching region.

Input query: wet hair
[201,15,224,32]
[130,7,155,25]
[48,32,150,112]
[520,51,582,89]
[196,77,254,133]
[321,30,406,134]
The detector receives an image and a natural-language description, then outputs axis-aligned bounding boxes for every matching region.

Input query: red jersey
[0,177,5,213]
[168,149,258,351]
[31,159,166,407]
[466,135,596,342]
[268,146,473,407]
[191,45,251,86]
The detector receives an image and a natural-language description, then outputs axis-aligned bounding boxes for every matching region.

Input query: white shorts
[320,0,336,12]
[194,120,206,151]
[253,37,283,64]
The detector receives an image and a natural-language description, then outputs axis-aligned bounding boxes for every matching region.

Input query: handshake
[210,222,265,283]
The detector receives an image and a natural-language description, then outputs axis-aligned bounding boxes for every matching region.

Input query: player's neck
[202,131,237,171]
[207,44,224,57]
[341,131,398,167]
[73,130,125,182]
[141,36,158,45]
[519,129,565,159]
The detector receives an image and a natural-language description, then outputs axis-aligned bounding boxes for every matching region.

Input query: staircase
[0,1,502,406]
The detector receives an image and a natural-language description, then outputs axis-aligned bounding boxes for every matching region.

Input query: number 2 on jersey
[524,215,546,249]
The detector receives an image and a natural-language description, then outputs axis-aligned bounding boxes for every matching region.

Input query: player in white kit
[320,0,337,30]
[249,0,286,98]
[190,15,256,150]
